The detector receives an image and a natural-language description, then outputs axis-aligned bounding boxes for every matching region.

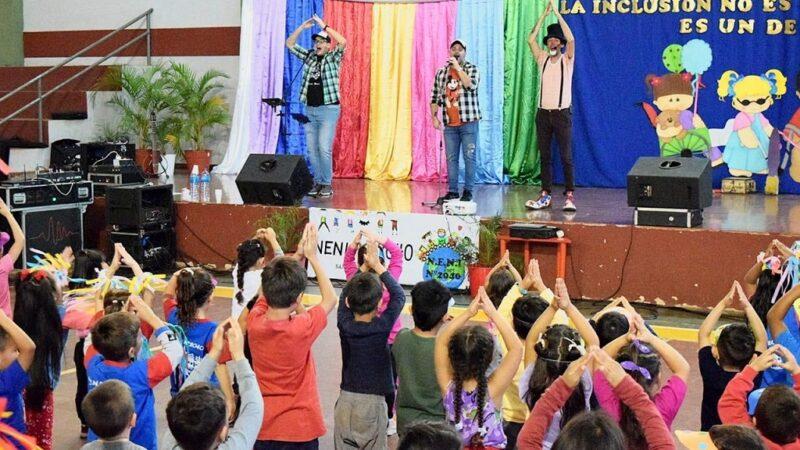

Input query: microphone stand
[422,135,446,208]
[263,51,314,145]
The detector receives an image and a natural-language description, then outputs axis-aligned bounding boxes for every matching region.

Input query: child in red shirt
[718,345,800,450]
[247,225,339,449]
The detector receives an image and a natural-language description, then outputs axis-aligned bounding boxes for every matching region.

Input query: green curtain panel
[503,0,544,185]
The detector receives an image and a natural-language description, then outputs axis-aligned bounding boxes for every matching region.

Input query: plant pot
[135,148,160,175]
[468,265,492,298]
[160,154,177,182]
[184,149,212,173]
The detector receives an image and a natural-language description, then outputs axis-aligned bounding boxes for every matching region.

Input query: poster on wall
[307,208,480,290]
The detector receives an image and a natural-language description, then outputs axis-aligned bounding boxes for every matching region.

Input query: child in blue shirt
[162,268,233,412]
[0,306,36,447]
[84,294,183,450]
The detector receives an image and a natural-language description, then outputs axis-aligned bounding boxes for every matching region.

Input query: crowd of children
[0,198,799,449]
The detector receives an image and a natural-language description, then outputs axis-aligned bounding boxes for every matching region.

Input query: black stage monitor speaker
[236,154,313,206]
[106,184,174,230]
[627,157,712,210]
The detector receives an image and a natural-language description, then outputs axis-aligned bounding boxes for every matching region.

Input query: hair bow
[761,256,783,275]
[762,73,778,95]
[563,336,586,355]
[726,73,743,98]
[620,360,652,380]
[632,339,653,354]
[19,269,48,282]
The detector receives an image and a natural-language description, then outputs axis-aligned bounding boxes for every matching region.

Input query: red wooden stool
[497,234,572,279]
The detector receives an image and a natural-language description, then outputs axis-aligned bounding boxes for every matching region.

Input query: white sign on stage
[307,208,480,290]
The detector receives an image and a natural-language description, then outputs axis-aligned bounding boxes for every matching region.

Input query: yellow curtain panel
[364,3,416,181]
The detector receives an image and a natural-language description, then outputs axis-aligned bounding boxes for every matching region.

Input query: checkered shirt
[289,44,344,105]
[430,61,481,125]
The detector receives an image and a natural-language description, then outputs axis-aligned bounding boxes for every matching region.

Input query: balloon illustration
[681,39,713,114]
[681,39,713,75]
[662,44,684,73]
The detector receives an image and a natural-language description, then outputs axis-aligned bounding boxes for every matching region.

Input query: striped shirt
[289,44,344,106]
[431,61,481,125]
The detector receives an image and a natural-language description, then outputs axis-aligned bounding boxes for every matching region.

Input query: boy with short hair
[247,224,339,449]
[392,280,451,436]
[0,308,36,438]
[698,281,768,430]
[335,240,405,449]
[164,319,263,450]
[84,295,183,450]
[719,345,800,449]
[80,380,144,450]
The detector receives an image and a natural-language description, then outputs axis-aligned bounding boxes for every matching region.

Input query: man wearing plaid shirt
[430,39,481,203]
[286,14,346,198]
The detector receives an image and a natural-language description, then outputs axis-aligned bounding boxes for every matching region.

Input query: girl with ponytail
[163,267,235,417]
[520,278,600,448]
[593,315,690,450]
[13,270,65,450]
[232,238,266,319]
[231,228,286,319]
[435,287,523,449]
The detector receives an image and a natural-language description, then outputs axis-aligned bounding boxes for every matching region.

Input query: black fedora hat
[542,23,567,46]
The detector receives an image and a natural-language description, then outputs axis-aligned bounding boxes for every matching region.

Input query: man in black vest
[526,1,577,212]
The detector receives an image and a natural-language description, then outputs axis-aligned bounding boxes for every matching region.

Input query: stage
[86,173,800,310]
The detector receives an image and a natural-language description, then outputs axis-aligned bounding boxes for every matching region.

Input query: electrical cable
[175,214,235,264]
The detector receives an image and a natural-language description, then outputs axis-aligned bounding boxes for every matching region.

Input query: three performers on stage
[286,2,577,210]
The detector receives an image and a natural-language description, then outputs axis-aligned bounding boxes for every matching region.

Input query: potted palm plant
[103,65,173,174]
[165,63,231,172]
[468,215,503,297]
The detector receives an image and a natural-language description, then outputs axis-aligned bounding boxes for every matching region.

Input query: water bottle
[189,165,200,202]
[200,169,211,203]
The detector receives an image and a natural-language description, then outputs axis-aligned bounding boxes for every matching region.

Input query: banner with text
[307,208,480,289]
[559,0,800,192]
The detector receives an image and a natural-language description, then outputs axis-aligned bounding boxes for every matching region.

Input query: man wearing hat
[526,0,577,212]
[286,14,346,198]
[430,39,481,203]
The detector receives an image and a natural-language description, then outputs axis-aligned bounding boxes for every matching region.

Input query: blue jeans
[304,104,340,186]
[444,120,478,193]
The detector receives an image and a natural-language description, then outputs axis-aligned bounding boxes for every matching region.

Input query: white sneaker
[525,193,552,210]
[563,193,577,212]
[387,417,397,436]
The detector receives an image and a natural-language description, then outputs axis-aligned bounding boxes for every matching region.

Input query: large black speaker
[627,157,712,210]
[236,154,313,206]
[106,184,174,230]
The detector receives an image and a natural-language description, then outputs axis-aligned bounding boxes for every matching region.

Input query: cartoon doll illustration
[717,69,787,191]
[643,73,721,164]
[784,74,800,182]
[391,219,398,235]
[436,228,448,245]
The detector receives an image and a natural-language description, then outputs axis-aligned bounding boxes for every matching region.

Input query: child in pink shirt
[0,198,25,316]
[343,229,404,343]
[593,315,689,449]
